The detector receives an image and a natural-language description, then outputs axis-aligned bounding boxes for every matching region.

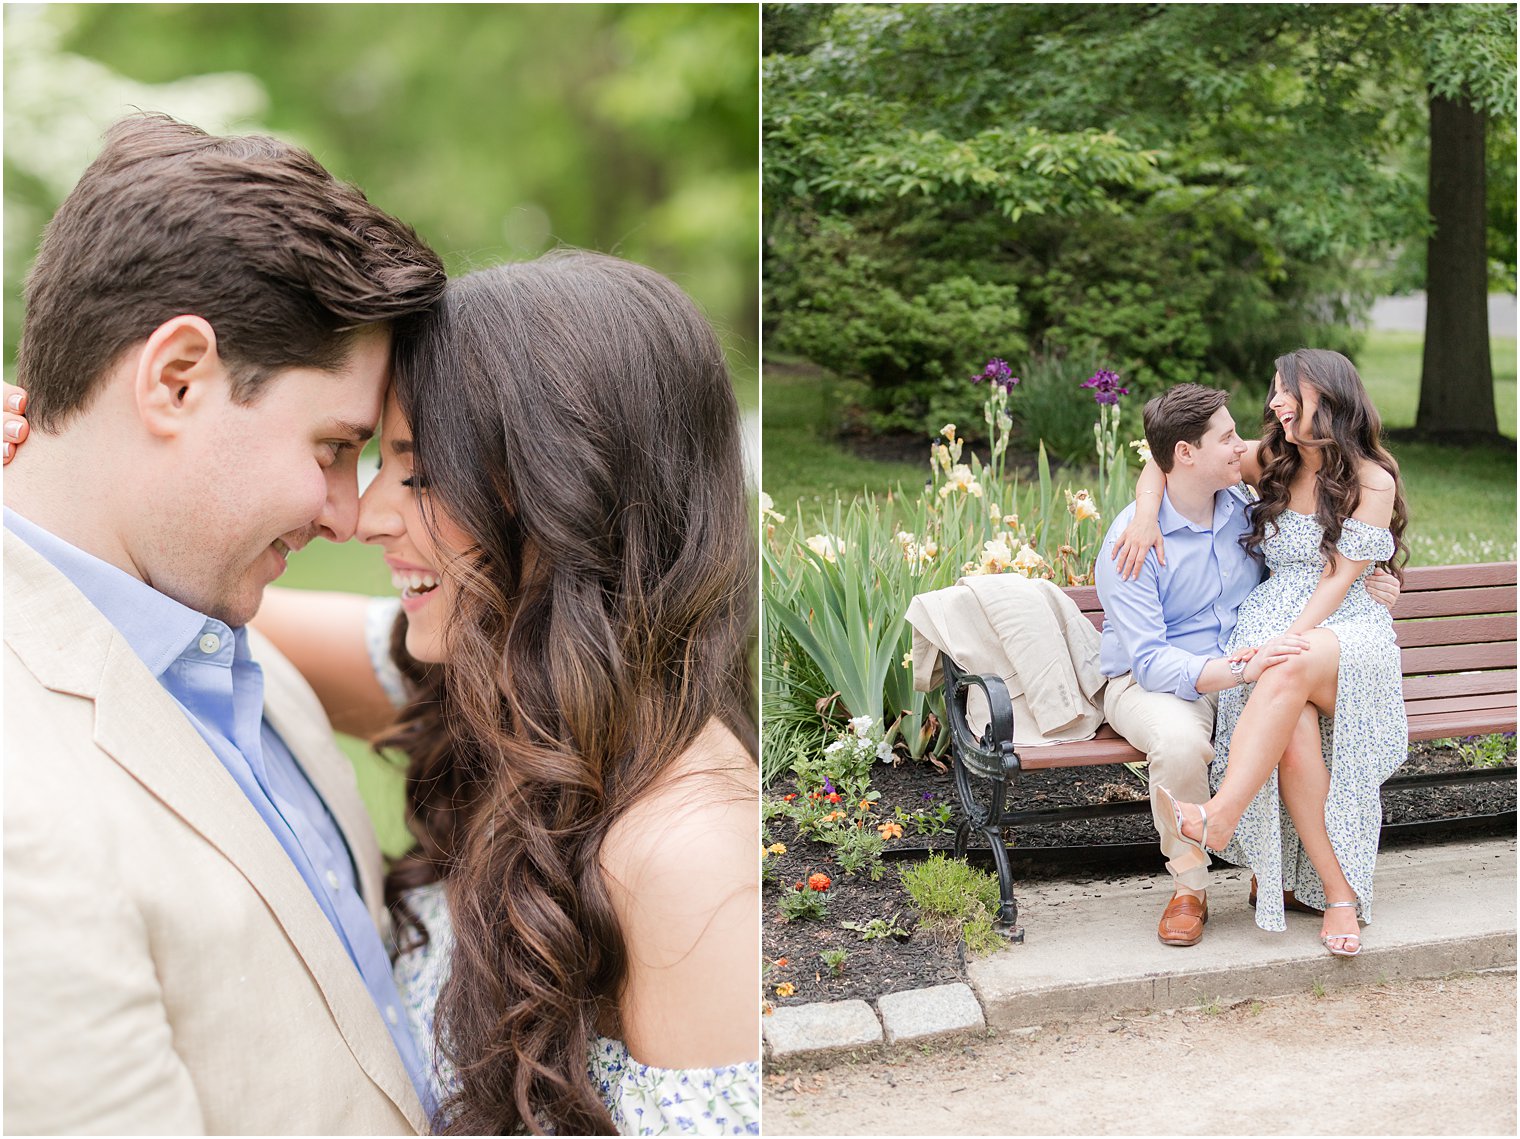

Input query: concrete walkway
[763,835,1516,1062]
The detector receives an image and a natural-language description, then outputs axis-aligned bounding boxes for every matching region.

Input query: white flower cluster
[758,491,786,524]
[965,538,1046,577]
[894,530,939,570]
[822,715,894,763]
[804,533,846,563]
[938,463,984,499]
[1066,488,1100,522]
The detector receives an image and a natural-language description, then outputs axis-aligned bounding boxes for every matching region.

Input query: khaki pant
[1103,672,1218,891]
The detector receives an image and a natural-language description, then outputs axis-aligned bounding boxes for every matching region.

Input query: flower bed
[762,737,1516,1010]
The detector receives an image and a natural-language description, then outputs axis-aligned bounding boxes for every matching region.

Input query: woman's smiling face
[1269,370,1321,444]
[357,390,471,663]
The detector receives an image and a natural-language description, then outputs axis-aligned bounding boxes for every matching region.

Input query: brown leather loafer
[1158,892,1208,946]
[1248,874,1324,916]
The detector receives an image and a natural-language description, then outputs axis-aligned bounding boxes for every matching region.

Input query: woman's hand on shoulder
[600,749,759,1069]
[1111,515,1164,579]
[4,382,29,463]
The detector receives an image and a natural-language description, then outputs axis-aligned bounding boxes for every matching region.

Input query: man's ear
[1172,439,1194,469]
[132,315,228,438]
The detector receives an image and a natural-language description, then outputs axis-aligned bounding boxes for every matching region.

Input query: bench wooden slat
[1407,692,1519,717]
[1409,708,1519,742]
[1399,562,1518,590]
[1400,641,1517,675]
[1403,670,1517,700]
[1394,614,1516,649]
[1391,585,1516,620]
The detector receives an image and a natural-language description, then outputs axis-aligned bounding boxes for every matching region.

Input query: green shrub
[899,853,1003,955]
[1453,733,1516,768]
[822,825,886,880]
[777,888,830,922]
[840,912,911,941]
[771,218,1030,437]
[761,624,835,786]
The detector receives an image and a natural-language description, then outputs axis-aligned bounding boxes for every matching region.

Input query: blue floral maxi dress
[1212,511,1405,933]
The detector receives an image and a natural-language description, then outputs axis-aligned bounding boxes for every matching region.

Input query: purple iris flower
[823,776,836,794]
[1081,369,1129,406]
[921,791,935,802]
[972,358,1019,393]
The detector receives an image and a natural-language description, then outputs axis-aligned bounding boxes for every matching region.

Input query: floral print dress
[1211,512,1405,932]
[392,881,761,1135]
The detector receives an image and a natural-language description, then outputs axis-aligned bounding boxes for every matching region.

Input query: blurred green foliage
[4,3,758,401]
[763,3,1516,437]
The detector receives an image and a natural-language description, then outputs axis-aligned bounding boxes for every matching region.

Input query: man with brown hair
[1095,383,1394,947]
[4,114,445,1133]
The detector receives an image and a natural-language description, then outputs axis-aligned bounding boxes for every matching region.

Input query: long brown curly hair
[375,252,756,1134]
[1245,348,1408,581]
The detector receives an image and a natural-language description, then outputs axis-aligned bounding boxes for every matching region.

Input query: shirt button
[198,632,221,654]
[386,1005,399,1026]
[325,869,341,890]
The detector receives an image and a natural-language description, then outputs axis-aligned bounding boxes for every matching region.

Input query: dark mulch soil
[762,739,1516,1007]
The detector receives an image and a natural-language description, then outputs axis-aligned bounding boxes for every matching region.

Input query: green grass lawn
[762,334,1517,566]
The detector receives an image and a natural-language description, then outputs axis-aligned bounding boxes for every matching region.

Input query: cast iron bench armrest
[940,653,1019,783]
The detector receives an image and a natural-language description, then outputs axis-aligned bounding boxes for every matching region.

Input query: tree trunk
[1416,92,1498,439]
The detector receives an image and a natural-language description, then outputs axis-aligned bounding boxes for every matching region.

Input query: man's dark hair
[1143,383,1232,472]
[17,113,447,431]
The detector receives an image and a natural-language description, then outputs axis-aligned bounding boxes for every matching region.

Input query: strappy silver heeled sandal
[1320,900,1362,957]
[1154,785,1211,877]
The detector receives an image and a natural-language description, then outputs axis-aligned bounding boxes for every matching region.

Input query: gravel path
[765,969,1516,1135]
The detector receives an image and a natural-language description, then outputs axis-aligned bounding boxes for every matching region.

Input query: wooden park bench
[941,560,1518,942]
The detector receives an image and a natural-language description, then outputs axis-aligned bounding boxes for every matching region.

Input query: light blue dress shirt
[1094,486,1263,700]
[4,507,436,1118]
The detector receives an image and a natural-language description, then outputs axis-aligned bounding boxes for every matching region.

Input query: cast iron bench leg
[942,653,1025,943]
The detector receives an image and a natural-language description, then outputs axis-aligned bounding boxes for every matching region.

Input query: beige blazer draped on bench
[906,574,1107,745]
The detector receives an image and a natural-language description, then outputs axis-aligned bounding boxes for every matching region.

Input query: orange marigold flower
[877,821,905,840]
[783,793,797,801]
[826,792,842,804]
[793,881,805,891]
[775,957,789,968]
[808,872,832,892]
[859,799,873,811]
[775,982,796,998]
[822,810,846,823]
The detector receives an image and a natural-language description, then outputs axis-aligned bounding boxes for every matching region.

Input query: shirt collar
[1157,485,1245,535]
[4,506,227,677]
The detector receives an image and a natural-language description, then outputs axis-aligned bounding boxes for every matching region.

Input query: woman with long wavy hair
[218,252,757,1133]
[1120,349,1408,957]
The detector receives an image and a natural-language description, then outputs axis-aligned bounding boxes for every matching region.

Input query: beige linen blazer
[906,573,1106,744]
[3,532,426,1135]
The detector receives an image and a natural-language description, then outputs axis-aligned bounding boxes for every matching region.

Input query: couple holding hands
[4,115,759,1135]
[1097,369,1408,956]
